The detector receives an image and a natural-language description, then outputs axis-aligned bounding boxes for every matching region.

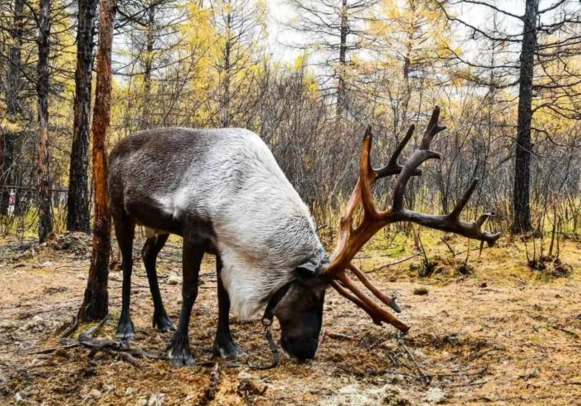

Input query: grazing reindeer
[108,107,500,367]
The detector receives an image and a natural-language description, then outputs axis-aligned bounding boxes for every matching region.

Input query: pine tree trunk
[141,3,155,129]
[80,0,115,321]
[37,0,53,242]
[67,0,99,233]
[1,0,24,215]
[0,106,4,215]
[220,13,232,128]
[511,0,538,234]
[336,0,348,118]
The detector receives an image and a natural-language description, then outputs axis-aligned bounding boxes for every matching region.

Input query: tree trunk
[511,0,538,234]
[1,0,24,215]
[141,2,156,129]
[0,106,3,182]
[80,0,116,322]
[37,0,53,242]
[0,105,4,214]
[336,0,348,118]
[220,12,232,128]
[67,0,99,233]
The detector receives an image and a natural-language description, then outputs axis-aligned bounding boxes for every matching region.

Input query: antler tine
[393,107,444,212]
[400,178,501,246]
[347,263,401,313]
[330,280,384,325]
[449,178,479,220]
[445,179,501,246]
[476,211,496,228]
[419,106,447,150]
[335,273,410,331]
[359,126,379,219]
[376,125,422,178]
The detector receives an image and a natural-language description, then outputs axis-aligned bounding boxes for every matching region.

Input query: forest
[1,0,581,404]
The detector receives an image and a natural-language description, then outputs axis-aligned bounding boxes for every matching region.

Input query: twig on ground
[366,253,421,273]
[398,338,430,385]
[441,238,456,257]
[552,325,579,338]
[326,332,356,341]
[53,265,86,271]
[429,366,488,379]
[60,305,82,339]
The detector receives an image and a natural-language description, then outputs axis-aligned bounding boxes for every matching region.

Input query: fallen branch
[116,352,142,367]
[35,315,164,365]
[198,364,221,405]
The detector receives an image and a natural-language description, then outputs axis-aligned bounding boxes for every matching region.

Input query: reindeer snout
[281,336,318,360]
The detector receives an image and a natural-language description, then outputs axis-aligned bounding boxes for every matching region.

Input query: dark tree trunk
[0,133,14,215]
[0,108,3,192]
[336,0,348,118]
[220,12,232,128]
[141,3,155,129]
[0,115,5,215]
[37,0,53,242]
[1,0,24,215]
[511,0,538,234]
[67,0,99,233]
[80,0,116,321]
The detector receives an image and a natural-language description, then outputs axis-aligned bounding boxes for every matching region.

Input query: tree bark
[220,12,232,128]
[37,0,53,242]
[336,0,348,118]
[67,0,99,233]
[80,0,116,321]
[511,0,538,234]
[1,0,24,215]
[0,106,3,188]
[141,2,155,129]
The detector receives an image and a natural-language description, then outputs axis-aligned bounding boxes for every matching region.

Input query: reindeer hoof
[153,312,176,332]
[116,318,135,342]
[168,333,194,367]
[213,339,243,358]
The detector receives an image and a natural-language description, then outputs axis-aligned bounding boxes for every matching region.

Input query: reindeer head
[272,106,500,360]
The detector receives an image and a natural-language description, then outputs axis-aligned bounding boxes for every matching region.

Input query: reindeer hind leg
[114,212,136,341]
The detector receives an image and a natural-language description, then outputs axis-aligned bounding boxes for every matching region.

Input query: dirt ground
[1,231,581,405]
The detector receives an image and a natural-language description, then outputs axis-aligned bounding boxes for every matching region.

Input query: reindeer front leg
[167,230,205,367]
[213,256,242,358]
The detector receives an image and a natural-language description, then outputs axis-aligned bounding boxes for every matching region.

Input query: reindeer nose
[282,336,318,360]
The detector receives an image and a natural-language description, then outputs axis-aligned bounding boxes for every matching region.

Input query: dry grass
[1,230,581,405]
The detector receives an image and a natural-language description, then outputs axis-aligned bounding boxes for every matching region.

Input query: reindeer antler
[324,106,501,332]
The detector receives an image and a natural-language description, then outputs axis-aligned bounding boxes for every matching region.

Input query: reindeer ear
[296,258,321,278]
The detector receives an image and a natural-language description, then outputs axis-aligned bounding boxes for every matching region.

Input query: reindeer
[108,107,500,367]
